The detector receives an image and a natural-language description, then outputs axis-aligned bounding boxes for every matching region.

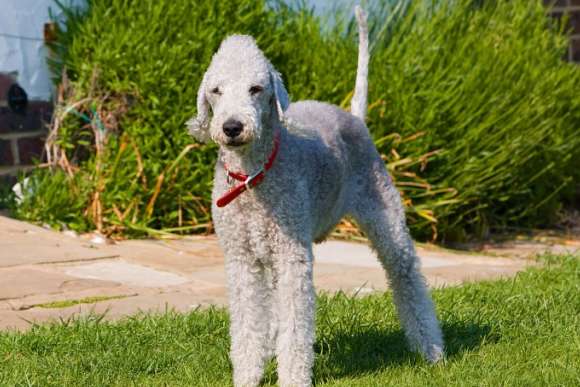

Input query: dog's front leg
[274,250,315,387]
[226,258,271,387]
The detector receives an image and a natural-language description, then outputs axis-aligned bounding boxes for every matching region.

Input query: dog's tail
[351,5,369,121]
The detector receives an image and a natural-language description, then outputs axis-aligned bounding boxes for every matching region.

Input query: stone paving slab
[63,260,190,287]
[0,215,577,331]
[0,289,230,329]
[2,287,135,313]
[0,216,118,267]
[97,238,225,273]
[0,266,121,301]
[473,239,580,259]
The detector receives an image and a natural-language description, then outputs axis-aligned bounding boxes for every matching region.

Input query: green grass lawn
[1,255,578,386]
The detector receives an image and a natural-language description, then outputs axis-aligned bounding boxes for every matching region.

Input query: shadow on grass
[314,320,496,380]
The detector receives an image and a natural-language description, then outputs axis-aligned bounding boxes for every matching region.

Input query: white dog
[188,8,443,386]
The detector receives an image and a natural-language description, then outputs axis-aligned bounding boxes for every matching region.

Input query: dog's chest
[213,192,279,263]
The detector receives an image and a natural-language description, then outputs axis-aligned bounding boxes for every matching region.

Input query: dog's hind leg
[350,167,444,363]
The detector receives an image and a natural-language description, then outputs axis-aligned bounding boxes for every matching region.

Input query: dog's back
[279,4,376,240]
[284,100,381,242]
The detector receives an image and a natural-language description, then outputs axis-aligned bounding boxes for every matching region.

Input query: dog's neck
[219,122,284,174]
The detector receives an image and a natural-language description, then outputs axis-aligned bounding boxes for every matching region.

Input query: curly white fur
[187,11,443,387]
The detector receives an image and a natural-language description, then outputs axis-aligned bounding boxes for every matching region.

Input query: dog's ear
[187,71,211,143]
[269,67,289,123]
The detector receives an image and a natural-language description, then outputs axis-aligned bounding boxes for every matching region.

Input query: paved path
[1,215,578,331]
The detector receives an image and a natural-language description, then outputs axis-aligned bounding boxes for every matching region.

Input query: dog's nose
[223,119,244,138]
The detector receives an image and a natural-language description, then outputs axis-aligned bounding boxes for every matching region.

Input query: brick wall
[0,73,51,181]
[546,0,580,63]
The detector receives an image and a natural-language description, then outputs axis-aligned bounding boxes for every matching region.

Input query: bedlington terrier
[187,7,443,387]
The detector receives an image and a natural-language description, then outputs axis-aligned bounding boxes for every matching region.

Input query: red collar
[216,133,280,207]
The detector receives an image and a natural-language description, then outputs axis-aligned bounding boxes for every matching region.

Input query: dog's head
[187,35,289,149]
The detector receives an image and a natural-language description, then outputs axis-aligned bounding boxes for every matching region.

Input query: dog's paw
[425,344,445,364]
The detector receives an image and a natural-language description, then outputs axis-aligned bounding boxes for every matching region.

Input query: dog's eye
[211,87,222,95]
[249,85,264,95]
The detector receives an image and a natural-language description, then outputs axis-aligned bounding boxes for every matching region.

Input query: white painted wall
[0,0,85,101]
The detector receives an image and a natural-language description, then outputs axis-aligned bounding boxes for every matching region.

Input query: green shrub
[365,0,580,239]
[14,0,580,241]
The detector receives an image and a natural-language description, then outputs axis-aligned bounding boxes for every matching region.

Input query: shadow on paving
[314,320,495,379]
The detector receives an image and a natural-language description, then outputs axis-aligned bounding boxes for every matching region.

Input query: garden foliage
[14,0,580,240]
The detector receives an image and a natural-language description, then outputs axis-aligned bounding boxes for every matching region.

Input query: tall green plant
[366,0,580,239]
[14,0,580,241]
